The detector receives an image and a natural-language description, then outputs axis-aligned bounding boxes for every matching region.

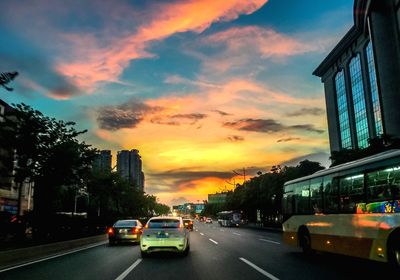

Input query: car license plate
[157,232,168,238]
[132,234,137,238]
[119,229,127,233]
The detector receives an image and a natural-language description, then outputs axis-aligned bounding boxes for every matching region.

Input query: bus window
[339,174,364,213]
[282,184,295,216]
[323,175,338,213]
[367,166,400,201]
[294,180,310,214]
[310,177,323,214]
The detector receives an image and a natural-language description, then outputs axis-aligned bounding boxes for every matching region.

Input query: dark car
[183,218,193,231]
[107,219,143,245]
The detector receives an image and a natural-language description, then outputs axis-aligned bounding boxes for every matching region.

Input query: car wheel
[141,250,149,258]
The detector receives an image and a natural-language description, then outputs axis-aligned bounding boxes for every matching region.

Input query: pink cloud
[55,0,268,94]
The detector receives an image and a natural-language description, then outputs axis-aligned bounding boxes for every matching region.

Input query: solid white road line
[200,232,204,236]
[259,239,280,245]
[0,241,108,273]
[114,258,142,280]
[239,257,280,280]
[233,232,241,236]
[209,238,218,245]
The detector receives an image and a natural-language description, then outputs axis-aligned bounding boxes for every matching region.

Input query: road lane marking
[200,232,204,236]
[195,229,198,232]
[0,241,108,273]
[115,258,142,280]
[209,238,218,245]
[259,239,280,245]
[233,232,241,236]
[239,258,280,280]
[220,229,225,232]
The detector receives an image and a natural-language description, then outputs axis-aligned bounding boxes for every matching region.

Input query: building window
[349,54,369,149]
[335,71,352,149]
[366,41,383,136]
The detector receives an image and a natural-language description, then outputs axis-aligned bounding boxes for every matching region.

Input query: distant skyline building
[117,149,144,191]
[93,150,112,173]
[314,0,400,153]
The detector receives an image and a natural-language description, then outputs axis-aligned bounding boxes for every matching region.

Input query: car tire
[388,234,400,270]
[141,250,149,258]
[298,227,314,256]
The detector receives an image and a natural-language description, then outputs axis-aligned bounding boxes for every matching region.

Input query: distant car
[183,218,194,231]
[205,218,212,224]
[140,216,190,257]
[107,219,143,245]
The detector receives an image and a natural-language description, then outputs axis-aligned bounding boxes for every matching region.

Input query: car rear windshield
[114,220,137,227]
[148,219,180,228]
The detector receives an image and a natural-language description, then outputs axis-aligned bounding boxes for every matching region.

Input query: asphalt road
[0,220,396,280]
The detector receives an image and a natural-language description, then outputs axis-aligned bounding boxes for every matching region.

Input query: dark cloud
[227,135,245,142]
[277,137,301,143]
[286,107,325,117]
[97,100,161,130]
[280,152,330,168]
[170,113,207,120]
[223,118,284,133]
[0,54,80,99]
[151,113,207,126]
[212,109,232,116]
[223,118,324,134]
[290,124,324,134]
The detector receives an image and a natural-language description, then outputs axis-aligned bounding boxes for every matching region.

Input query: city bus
[217,211,245,227]
[282,149,400,267]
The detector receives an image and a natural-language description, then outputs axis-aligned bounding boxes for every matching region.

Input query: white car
[140,216,190,257]
[205,218,212,223]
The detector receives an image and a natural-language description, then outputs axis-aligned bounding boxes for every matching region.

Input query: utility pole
[232,168,246,185]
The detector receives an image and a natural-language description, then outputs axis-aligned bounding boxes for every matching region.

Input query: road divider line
[0,241,107,273]
[115,258,142,280]
[239,257,280,280]
[200,232,204,236]
[209,238,218,245]
[233,232,241,236]
[259,239,280,245]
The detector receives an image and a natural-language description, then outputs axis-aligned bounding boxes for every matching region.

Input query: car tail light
[107,228,114,235]
[144,224,149,229]
[179,223,184,229]
[133,227,140,233]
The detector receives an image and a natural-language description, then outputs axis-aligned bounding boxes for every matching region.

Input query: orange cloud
[56,0,268,93]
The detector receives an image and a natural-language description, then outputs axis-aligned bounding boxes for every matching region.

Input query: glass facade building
[366,41,383,136]
[335,71,352,149]
[349,54,369,149]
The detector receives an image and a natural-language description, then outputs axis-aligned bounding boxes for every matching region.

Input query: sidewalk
[0,234,107,271]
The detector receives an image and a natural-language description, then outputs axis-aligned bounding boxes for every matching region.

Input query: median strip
[115,258,142,280]
[259,239,280,245]
[239,257,280,280]
[209,238,218,245]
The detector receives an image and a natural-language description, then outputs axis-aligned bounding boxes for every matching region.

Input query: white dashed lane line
[209,238,218,245]
[233,232,241,236]
[239,257,280,280]
[200,232,204,236]
[259,239,280,245]
[115,258,142,280]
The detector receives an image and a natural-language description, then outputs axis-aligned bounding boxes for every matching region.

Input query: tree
[0,103,97,239]
[0,72,18,91]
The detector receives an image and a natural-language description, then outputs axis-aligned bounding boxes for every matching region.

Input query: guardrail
[0,234,108,270]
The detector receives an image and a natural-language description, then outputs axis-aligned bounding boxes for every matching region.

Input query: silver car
[140,216,190,257]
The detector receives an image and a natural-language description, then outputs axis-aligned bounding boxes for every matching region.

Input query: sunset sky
[0,0,354,206]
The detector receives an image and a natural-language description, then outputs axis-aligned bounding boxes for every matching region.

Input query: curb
[0,234,108,271]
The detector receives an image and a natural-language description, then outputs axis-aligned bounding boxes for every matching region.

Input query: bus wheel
[299,227,313,255]
[388,235,400,269]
